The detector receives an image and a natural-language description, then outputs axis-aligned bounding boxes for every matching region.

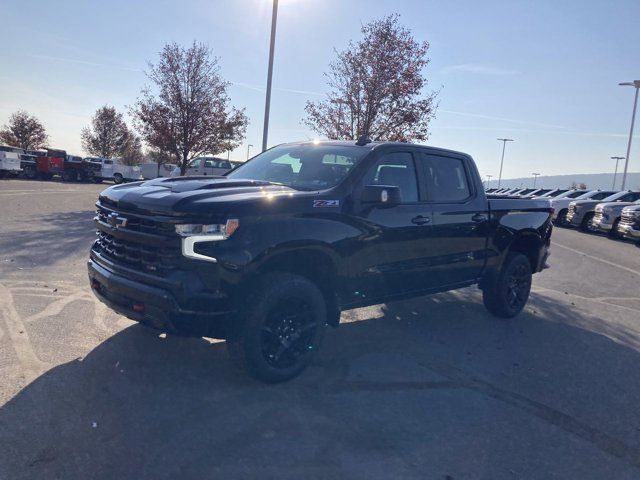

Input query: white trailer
[140,162,177,179]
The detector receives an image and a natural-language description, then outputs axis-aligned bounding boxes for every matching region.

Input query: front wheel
[113,173,123,184]
[62,170,77,182]
[580,212,595,232]
[226,272,327,382]
[483,252,532,318]
[555,209,568,226]
[608,219,621,239]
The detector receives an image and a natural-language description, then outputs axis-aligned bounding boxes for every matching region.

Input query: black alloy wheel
[260,298,318,370]
[504,262,532,312]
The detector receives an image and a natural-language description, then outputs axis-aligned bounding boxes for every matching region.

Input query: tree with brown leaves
[0,110,49,150]
[304,14,438,142]
[81,106,132,158]
[131,42,248,175]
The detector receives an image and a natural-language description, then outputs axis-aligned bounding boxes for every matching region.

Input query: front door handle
[472,213,487,222]
[411,215,431,225]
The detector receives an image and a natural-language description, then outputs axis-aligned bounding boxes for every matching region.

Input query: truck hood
[571,199,610,208]
[622,204,640,214]
[98,176,311,216]
[596,201,640,212]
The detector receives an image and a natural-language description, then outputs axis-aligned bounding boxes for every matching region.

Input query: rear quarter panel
[486,198,553,273]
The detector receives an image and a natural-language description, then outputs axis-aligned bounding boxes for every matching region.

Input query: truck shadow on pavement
[2,290,640,479]
[0,210,96,269]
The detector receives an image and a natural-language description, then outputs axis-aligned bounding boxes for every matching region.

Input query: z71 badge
[313,200,340,208]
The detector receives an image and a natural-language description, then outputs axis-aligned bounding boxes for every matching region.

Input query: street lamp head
[497,138,514,142]
[610,156,625,160]
[619,81,640,88]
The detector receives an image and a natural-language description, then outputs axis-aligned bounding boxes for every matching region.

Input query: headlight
[175,219,239,238]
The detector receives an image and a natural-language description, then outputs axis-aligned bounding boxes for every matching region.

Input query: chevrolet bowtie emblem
[107,212,128,229]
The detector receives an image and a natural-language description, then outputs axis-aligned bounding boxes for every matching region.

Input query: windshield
[610,191,640,202]
[226,144,370,190]
[587,190,617,200]
[565,190,588,198]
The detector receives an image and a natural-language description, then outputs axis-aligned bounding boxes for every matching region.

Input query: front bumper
[566,211,585,227]
[617,224,640,239]
[88,255,235,338]
[593,218,613,231]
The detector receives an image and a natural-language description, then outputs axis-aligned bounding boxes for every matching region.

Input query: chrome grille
[620,212,638,228]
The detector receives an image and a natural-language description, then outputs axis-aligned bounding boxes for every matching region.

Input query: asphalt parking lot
[1,179,640,479]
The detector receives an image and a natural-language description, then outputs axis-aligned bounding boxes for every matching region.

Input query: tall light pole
[261,0,279,152]
[247,144,254,160]
[611,156,625,189]
[486,174,493,189]
[619,80,640,189]
[496,138,514,188]
[532,172,541,188]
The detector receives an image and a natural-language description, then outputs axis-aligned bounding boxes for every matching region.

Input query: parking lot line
[551,241,640,277]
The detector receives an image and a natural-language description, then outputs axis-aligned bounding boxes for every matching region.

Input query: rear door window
[420,155,471,202]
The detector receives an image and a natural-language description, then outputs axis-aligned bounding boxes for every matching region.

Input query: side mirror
[362,185,401,207]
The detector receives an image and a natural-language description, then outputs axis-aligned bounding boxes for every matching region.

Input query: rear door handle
[411,215,431,225]
[472,213,487,222]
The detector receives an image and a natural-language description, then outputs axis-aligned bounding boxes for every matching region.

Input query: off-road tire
[226,272,327,383]
[483,252,532,318]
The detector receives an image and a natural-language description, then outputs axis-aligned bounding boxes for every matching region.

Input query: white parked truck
[85,157,143,184]
[169,157,233,177]
[0,146,23,178]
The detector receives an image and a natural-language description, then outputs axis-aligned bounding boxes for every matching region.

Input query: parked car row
[0,145,241,183]
[486,186,640,243]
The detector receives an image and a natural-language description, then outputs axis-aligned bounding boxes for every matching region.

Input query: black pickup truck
[88,139,553,382]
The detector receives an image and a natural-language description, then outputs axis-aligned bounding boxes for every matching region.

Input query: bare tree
[81,106,132,158]
[304,14,438,142]
[131,42,248,175]
[0,110,48,150]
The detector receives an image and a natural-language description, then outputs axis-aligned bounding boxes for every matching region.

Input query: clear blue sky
[1,0,638,179]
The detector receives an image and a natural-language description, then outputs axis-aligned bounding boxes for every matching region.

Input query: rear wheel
[483,252,532,318]
[226,273,327,382]
[24,166,37,179]
[113,173,124,184]
[62,170,77,182]
[580,212,595,232]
